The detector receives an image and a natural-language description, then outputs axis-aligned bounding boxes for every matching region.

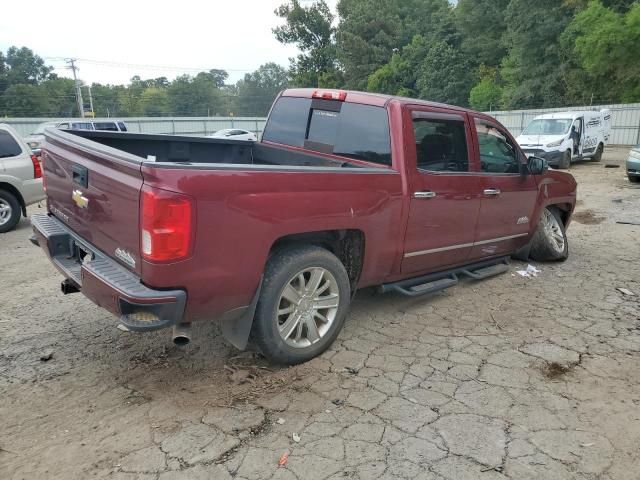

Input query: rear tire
[251,245,351,365]
[529,207,568,262]
[592,143,604,162]
[0,190,21,233]
[558,150,571,170]
[629,175,640,183]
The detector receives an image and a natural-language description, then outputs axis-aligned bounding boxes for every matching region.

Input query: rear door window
[0,130,22,158]
[263,96,392,166]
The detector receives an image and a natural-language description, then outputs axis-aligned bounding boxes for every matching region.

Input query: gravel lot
[1,147,639,480]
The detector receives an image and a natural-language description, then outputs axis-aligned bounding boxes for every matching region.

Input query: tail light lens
[31,154,42,179]
[141,186,194,262]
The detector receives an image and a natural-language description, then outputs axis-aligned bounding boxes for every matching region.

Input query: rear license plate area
[72,241,94,265]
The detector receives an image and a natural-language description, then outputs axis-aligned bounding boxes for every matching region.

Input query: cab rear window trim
[263,96,393,167]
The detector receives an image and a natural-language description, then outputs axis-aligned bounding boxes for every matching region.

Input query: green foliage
[337,0,455,90]
[415,42,475,106]
[564,1,640,102]
[233,63,289,116]
[469,67,503,111]
[273,1,339,87]
[456,0,509,68]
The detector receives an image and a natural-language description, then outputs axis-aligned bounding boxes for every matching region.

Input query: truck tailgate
[43,129,143,275]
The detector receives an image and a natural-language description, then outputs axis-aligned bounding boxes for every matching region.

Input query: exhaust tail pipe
[61,279,80,295]
[172,323,192,346]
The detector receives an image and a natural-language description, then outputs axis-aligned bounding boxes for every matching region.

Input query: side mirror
[527,156,548,175]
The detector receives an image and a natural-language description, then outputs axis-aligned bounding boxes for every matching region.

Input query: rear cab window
[0,130,23,158]
[263,96,392,167]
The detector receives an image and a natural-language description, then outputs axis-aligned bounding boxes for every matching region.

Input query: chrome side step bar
[380,257,509,297]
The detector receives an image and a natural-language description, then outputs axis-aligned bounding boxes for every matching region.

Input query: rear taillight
[141,186,194,262]
[31,154,42,179]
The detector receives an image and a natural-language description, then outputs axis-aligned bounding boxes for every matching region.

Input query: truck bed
[66,130,363,169]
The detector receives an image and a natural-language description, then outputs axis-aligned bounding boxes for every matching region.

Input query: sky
[0,0,339,86]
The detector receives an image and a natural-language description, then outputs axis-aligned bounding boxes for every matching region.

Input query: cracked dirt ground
[1,147,639,480]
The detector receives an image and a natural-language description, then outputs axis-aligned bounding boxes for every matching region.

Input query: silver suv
[0,124,45,232]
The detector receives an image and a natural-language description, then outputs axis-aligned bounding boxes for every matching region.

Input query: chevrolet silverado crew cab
[31,89,576,364]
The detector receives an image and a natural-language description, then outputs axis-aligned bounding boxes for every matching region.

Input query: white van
[516,110,611,169]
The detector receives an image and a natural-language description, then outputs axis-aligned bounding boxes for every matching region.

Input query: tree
[469,66,503,111]
[140,87,170,117]
[366,35,429,96]
[563,1,640,103]
[273,0,339,87]
[456,0,509,69]
[337,0,455,90]
[167,73,228,116]
[233,63,289,116]
[499,0,575,109]
[2,84,53,116]
[415,41,475,106]
[1,47,52,89]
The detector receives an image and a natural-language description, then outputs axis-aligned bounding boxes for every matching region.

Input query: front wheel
[251,246,351,365]
[529,207,569,262]
[558,150,571,170]
[0,190,21,233]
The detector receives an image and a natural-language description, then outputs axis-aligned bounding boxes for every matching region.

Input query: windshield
[523,119,573,136]
[32,122,58,135]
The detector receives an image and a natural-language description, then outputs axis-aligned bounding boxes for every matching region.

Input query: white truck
[516,110,611,169]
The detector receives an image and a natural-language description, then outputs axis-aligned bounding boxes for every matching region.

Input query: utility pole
[66,58,85,118]
[85,85,94,116]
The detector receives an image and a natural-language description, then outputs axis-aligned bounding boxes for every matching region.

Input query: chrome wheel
[542,209,565,254]
[276,267,340,348]
[0,198,12,226]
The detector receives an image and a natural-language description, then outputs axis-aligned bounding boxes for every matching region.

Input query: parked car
[627,145,640,183]
[516,110,611,169]
[208,128,257,141]
[31,89,576,364]
[24,120,128,150]
[0,124,45,232]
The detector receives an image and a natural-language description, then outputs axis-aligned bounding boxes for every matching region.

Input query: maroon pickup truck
[31,89,576,364]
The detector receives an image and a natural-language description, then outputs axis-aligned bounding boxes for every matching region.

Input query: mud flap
[219,278,262,351]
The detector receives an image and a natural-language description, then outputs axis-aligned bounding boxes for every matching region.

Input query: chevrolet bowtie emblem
[72,189,89,209]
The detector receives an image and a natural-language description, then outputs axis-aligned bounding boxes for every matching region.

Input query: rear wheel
[558,150,571,170]
[629,175,640,184]
[0,190,21,233]
[530,207,568,262]
[592,143,604,162]
[251,246,351,365]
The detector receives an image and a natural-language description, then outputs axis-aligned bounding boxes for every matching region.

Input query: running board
[380,257,510,297]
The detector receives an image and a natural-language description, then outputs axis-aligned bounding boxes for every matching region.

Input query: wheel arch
[268,229,366,293]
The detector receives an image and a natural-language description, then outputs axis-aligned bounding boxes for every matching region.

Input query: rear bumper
[21,178,45,207]
[30,213,186,331]
[627,156,640,178]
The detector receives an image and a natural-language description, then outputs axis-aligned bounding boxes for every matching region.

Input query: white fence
[4,102,640,145]
[486,103,640,146]
[2,117,268,138]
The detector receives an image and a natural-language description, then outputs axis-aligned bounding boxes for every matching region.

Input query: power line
[44,57,258,73]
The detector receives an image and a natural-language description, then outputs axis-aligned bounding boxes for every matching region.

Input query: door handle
[414,191,437,199]
[483,188,501,196]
